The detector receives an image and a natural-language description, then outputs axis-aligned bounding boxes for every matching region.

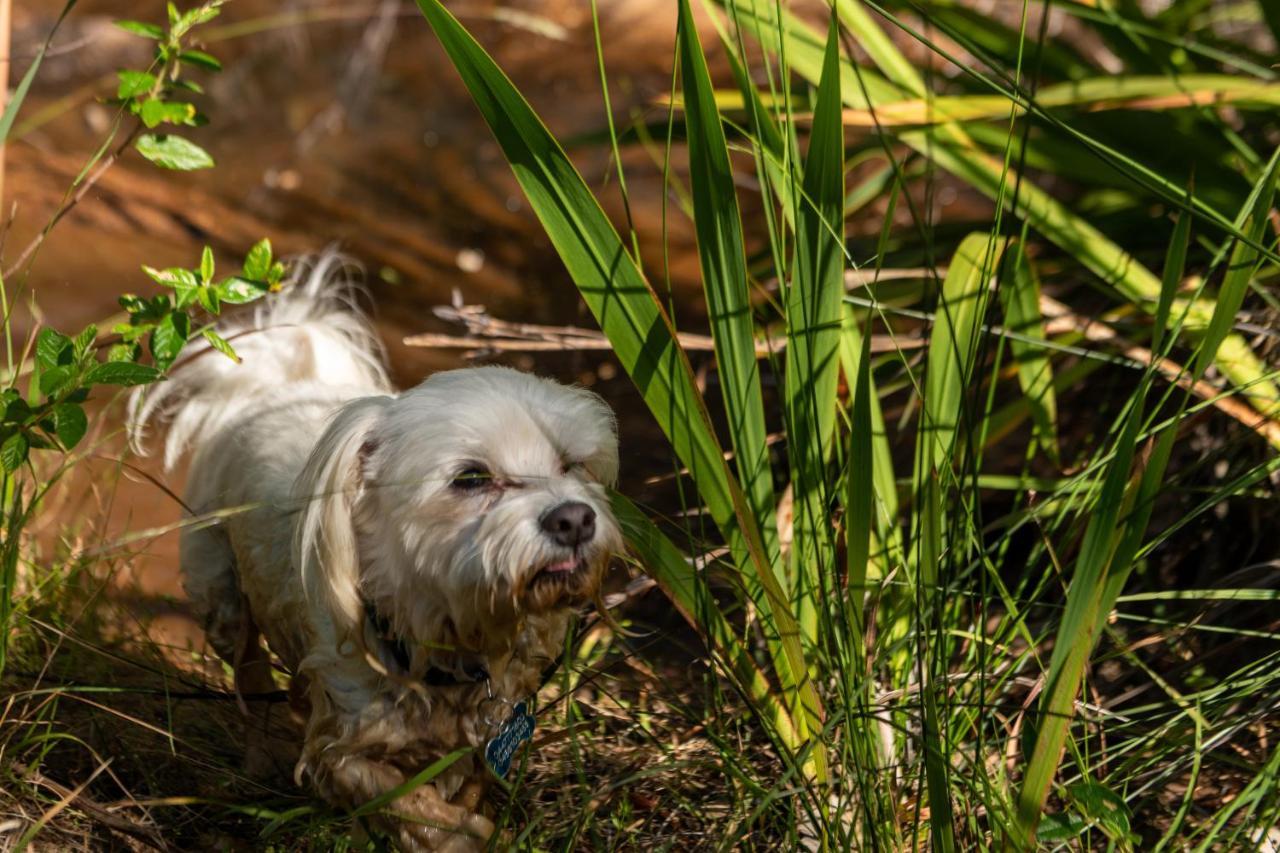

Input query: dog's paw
[390,785,494,852]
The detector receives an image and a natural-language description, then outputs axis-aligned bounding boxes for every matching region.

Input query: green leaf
[1,431,29,472]
[1194,147,1279,380]
[202,328,238,362]
[1066,780,1132,841]
[676,0,778,567]
[1153,195,1192,356]
[143,265,200,290]
[784,12,846,641]
[197,285,221,315]
[73,324,98,360]
[920,233,1005,474]
[901,128,1280,422]
[84,362,161,386]
[39,366,73,397]
[173,283,199,310]
[118,294,147,314]
[832,0,924,97]
[178,49,222,71]
[52,402,88,450]
[2,393,31,424]
[36,328,73,371]
[200,246,215,283]
[114,19,164,39]
[140,99,196,128]
[150,311,191,369]
[116,69,155,100]
[1036,812,1089,843]
[997,243,1059,462]
[218,276,269,305]
[106,343,141,364]
[243,238,273,280]
[844,328,873,636]
[721,0,899,109]
[171,4,221,38]
[135,134,214,170]
[838,305,901,565]
[833,75,1280,127]
[720,34,795,226]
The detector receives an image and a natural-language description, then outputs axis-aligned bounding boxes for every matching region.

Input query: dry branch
[406,301,922,356]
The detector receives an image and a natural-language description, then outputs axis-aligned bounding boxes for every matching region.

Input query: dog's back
[129,252,392,668]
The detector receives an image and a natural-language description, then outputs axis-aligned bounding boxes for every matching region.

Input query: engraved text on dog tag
[485,701,535,778]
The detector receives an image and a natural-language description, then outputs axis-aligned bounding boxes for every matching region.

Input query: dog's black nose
[540,501,596,547]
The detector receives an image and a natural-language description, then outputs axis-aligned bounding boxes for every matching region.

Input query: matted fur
[130,253,622,850]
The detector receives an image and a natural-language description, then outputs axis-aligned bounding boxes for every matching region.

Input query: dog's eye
[561,460,585,476]
[451,466,491,490]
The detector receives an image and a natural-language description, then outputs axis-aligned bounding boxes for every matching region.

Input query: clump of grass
[416,0,1280,848]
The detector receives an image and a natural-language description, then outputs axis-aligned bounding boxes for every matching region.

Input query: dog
[130,253,623,850]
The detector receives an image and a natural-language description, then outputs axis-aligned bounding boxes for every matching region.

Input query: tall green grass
[416,0,1280,848]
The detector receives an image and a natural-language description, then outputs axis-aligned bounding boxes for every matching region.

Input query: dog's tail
[128,250,391,471]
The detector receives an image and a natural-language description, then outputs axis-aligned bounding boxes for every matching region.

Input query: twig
[404,332,624,352]
[407,302,922,356]
[3,123,144,281]
[13,761,169,850]
[1039,294,1280,445]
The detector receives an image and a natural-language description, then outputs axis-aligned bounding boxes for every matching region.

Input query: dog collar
[361,599,567,690]
[362,599,490,686]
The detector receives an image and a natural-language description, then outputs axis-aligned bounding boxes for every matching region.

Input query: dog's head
[293,366,622,650]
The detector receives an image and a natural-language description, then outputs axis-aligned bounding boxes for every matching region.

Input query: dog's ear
[292,395,391,647]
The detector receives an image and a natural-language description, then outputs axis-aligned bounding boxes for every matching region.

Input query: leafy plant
[2,240,279,475]
[114,1,226,172]
[0,2,277,677]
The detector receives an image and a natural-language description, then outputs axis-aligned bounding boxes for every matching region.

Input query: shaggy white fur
[130,253,622,850]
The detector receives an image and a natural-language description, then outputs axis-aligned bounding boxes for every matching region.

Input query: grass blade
[919,233,1005,474]
[1007,385,1150,847]
[676,0,779,567]
[917,475,957,853]
[1193,146,1279,383]
[717,0,899,109]
[844,329,873,635]
[785,12,846,643]
[838,305,900,572]
[836,76,1280,126]
[1153,189,1193,355]
[612,494,800,749]
[997,242,1059,462]
[0,1,78,145]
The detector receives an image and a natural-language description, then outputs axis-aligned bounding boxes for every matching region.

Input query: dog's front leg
[311,750,494,851]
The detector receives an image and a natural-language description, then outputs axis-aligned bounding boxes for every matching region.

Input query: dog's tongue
[544,558,577,574]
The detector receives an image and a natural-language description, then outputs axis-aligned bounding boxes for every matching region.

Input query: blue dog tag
[485,701,535,778]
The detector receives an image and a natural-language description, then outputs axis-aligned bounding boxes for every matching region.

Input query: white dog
[130,254,622,850]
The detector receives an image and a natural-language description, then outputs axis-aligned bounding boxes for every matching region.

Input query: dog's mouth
[521,554,596,611]
[531,555,587,584]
